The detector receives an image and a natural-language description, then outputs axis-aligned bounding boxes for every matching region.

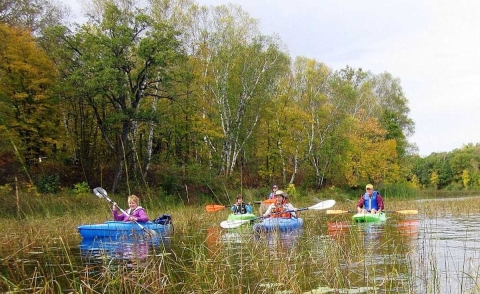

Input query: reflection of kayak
[253,217,303,233]
[352,212,386,223]
[78,221,172,239]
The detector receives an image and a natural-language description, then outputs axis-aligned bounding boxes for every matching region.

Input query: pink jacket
[113,207,149,222]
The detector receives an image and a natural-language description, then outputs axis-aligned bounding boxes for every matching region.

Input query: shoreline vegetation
[2,193,480,293]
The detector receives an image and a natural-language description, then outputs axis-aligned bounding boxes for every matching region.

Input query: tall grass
[2,193,480,292]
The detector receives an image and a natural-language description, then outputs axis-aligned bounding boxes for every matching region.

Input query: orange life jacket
[271,203,292,218]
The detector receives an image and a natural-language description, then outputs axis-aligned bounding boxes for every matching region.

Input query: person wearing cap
[267,185,279,199]
[356,184,384,214]
[231,194,253,214]
[263,190,297,218]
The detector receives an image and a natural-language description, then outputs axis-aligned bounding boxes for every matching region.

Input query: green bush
[37,174,61,194]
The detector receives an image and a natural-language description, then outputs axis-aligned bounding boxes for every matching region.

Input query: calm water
[2,201,480,293]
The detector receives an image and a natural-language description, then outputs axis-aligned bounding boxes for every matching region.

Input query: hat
[272,184,278,188]
[366,184,373,189]
[274,190,288,198]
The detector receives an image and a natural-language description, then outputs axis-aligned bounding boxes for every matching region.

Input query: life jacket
[271,203,292,218]
[363,191,379,211]
[233,203,248,214]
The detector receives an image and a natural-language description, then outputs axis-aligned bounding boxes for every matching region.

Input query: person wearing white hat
[263,190,297,218]
[356,184,384,214]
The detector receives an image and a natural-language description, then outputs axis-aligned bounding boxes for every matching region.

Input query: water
[2,200,480,293]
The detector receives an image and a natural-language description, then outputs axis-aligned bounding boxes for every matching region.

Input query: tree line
[0,0,477,198]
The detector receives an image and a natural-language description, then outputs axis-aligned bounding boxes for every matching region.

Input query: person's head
[274,190,288,204]
[365,184,374,195]
[272,184,278,192]
[236,194,244,203]
[127,195,140,209]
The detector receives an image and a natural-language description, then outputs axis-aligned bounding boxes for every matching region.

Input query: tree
[430,171,439,189]
[54,3,188,191]
[0,23,61,165]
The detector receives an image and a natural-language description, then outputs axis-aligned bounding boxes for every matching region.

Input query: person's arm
[246,205,253,214]
[377,194,384,212]
[263,204,273,217]
[288,203,297,218]
[132,208,149,222]
[112,208,126,221]
[357,196,364,208]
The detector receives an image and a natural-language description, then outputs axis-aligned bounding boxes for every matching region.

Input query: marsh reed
[1,193,480,293]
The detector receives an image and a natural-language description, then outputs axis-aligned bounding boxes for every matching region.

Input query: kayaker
[113,194,149,222]
[263,190,297,218]
[267,184,279,199]
[356,184,384,214]
[231,195,253,214]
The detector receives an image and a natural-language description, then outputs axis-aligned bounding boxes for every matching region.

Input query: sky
[65,0,480,156]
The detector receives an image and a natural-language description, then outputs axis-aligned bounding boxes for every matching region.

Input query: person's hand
[112,203,117,211]
[128,216,137,221]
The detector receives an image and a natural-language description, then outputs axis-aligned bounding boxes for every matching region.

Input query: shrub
[37,174,61,194]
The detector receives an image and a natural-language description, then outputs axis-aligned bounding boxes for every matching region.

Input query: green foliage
[37,174,60,194]
[73,182,90,195]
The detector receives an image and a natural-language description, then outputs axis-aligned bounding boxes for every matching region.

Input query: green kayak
[352,212,386,223]
[224,213,257,231]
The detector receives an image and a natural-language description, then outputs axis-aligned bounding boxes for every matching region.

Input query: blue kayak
[253,217,303,233]
[78,221,172,239]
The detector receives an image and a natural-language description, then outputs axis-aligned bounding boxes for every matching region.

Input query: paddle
[93,187,157,236]
[220,199,336,229]
[205,204,232,212]
[253,199,276,205]
[326,209,418,215]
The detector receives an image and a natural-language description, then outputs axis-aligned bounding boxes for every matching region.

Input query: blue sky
[65,0,480,156]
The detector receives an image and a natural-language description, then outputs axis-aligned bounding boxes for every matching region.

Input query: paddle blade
[326,210,351,215]
[262,199,276,204]
[93,187,107,198]
[309,199,336,210]
[394,210,418,215]
[205,204,227,212]
[220,219,251,229]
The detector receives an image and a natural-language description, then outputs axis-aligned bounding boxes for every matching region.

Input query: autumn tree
[0,23,61,166]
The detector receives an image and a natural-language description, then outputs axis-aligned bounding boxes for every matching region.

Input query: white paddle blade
[309,199,336,210]
[220,219,251,229]
[93,187,107,198]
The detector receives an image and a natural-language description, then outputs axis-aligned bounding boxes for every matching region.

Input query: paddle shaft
[327,209,417,215]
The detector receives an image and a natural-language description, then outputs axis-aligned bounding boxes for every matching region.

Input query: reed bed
[1,195,480,293]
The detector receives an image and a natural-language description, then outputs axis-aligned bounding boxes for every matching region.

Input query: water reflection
[79,237,171,268]
[254,228,303,250]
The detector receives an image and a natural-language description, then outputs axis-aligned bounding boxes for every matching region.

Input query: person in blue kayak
[356,184,384,214]
[263,190,297,218]
[113,194,149,222]
[231,194,253,214]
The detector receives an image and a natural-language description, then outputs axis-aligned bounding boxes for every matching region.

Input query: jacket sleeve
[246,205,253,214]
[113,210,126,221]
[356,196,365,208]
[263,204,274,216]
[377,194,384,210]
[135,208,149,222]
[288,203,297,218]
